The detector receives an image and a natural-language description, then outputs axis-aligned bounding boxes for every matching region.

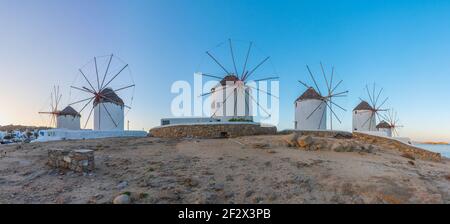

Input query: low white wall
[35,129,147,142]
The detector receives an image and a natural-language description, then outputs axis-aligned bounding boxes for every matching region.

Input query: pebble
[113,194,131,204]
[212,183,224,191]
[116,181,128,189]
[245,190,254,197]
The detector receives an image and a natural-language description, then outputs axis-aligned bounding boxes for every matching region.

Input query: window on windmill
[217,102,221,108]
[211,102,215,109]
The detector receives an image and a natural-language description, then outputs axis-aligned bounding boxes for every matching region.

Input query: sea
[414,144,450,158]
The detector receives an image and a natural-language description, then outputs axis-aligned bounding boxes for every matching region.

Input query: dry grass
[445,175,450,181]
[401,153,415,161]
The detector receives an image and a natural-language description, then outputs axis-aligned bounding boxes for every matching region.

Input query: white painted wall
[0,131,6,139]
[295,99,327,130]
[35,129,147,142]
[93,102,124,131]
[378,127,392,137]
[210,83,253,121]
[352,110,376,131]
[56,115,80,130]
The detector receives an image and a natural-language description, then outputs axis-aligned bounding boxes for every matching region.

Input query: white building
[376,121,392,137]
[210,75,253,122]
[56,106,81,130]
[35,129,147,142]
[93,88,125,131]
[294,87,326,130]
[352,101,376,132]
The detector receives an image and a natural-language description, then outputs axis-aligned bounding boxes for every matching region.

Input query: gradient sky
[1,0,450,141]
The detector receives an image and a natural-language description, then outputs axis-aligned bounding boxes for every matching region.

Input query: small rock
[116,181,128,189]
[225,192,234,199]
[297,135,313,148]
[245,190,254,197]
[212,183,224,191]
[252,143,270,149]
[282,133,299,147]
[184,178,199,187]
[113,194,131,204]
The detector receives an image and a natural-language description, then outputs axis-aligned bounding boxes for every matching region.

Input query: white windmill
[295,63,348,130]
[379,108,403,137]
[56,106,81,130]
[39,86,81,130]
[199,39,279,122]
[68,54,135,131]
[375,120,392,137]
[39,85,62,128]
[352,84,388,132]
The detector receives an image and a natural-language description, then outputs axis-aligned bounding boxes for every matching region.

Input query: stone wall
[48,149,95,172]
[150,123,277,138]
[353,132,441,162]
[278,129,353,139]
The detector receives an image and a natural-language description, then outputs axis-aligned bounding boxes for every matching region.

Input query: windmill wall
[295,99,327,130]
[56,115,80,130]
[93,102,124,131]
[210,84,253,121]
[352,110,376,131]
[378,127,392,137]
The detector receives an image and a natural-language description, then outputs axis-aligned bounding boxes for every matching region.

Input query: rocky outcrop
[279,130,353,139]
[282,133,373,153]
[353,132,441,162]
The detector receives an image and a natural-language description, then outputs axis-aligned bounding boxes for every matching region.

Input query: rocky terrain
[0,134,449,204]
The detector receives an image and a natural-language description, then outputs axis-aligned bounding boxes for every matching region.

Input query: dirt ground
[0,135,449,204]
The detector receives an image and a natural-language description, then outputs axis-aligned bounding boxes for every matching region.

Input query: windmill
[295,63,348,130]
[352,83,388,132]
[39,85,62,128]
[68,54,135,131]
[198,39,279,121]
[381,108,403,137]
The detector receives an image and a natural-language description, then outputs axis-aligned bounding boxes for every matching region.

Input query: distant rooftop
[295,87,323,102]
[353,101,374,111]
[58,106,81,117]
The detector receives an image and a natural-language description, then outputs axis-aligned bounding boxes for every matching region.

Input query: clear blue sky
[1,0,450,141]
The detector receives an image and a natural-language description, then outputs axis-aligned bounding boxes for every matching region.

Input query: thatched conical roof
[58,106,81,117]
[220,74,240,86]
[295,87,322,102]
[353,101,374,111]
[94,88,124,107]
[376,121,392,129]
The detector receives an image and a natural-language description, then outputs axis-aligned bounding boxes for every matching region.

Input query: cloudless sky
[1,0,450,141]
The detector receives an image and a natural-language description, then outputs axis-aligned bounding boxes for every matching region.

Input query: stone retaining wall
[353,132,441,162]
[48,149,95,172]
[150,123,277,138]
[278,129,353,139]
